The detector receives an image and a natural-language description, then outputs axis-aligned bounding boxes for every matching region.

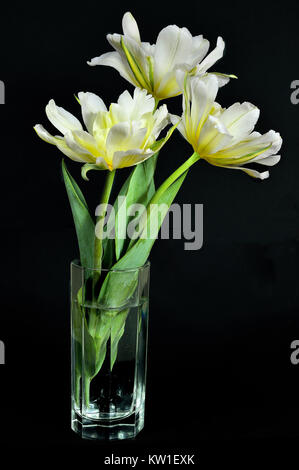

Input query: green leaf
[110,309,129,368]
[96,169,187,329]
[101,154,158,268]
[99,270,139,308]
[101,169,131,269]
[93,307,129,371]
[61,160,95,268]
[126,177,155,252]
[115,153,158,260]
[72,299,97,379]
[93,311,111,376]
[100,170,188,308]
[114,170,188,270]
[74,290,110,380]
[94,172,187,369]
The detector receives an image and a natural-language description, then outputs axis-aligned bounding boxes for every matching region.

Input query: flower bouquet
[34,12,282,440]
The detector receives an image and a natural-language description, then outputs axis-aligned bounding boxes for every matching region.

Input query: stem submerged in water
[75,374,81,405]
[84,376,91,408]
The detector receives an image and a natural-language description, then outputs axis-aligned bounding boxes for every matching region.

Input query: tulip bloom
[171,75,282,179]
[88,11,232,100]
[34,88,172,171]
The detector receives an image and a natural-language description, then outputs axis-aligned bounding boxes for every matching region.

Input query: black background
[0,0,299,465]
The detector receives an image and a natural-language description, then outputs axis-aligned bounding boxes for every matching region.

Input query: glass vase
[70,260,150,440]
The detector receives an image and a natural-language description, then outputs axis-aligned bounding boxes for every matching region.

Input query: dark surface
[0,0,299,464]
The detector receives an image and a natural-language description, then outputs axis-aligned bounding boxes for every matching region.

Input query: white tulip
[34,88,173,171]
[171,75,282,179]
[88,12,233,100]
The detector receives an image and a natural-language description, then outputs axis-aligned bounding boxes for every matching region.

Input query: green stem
[129,152,200,244]
[154,98,160,112]
[92,169,116,306]
[94,169,116,270]
[75,374,81,405]
[84,376,91,408]
[150,152,200,206]
[126,152,201,250]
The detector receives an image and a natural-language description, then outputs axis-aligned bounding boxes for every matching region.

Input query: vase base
[71,408,144,441]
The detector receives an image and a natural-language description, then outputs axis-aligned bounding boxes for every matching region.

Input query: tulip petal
[250,130,282,159]
[213,130,282,162]
[197,115,233,154]
[95,157,110,169]
[106,33,149,88]
[116,88,154,121]
[212,140,270,160]
[106,122,147,156]
[64,130,96,163]
[105,33,145,85]
[46,99,82,135]
[34,124,86,162]
[71,130,101,157]
[189,36,210,66]
[253,155,281,166]
[34,124,60,145]
[196,37,225,73]
[170,113,187,140]
[209,72,237,87]
[152,104,169,139]
[56,143,88,163]
[154,25,193,86]
[150,120,180,153]
[122,12,141,42]
[219,102,260,143]
[197,102,260,155]
[112,149,153,169]
[78,92,107,133]
[155,71,181,99]
[142,42,155,56]
[87,51,136,86]
[143,104,169,148]
[188,75,219,141]
[105,122,129,153]
[210,163,270,179]
[120,36,151,90]
[132,87,155,115]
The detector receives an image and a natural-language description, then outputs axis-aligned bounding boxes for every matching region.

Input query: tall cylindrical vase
[70,260,150,440]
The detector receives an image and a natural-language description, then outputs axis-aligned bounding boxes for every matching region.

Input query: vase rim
[71,259,150,273]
